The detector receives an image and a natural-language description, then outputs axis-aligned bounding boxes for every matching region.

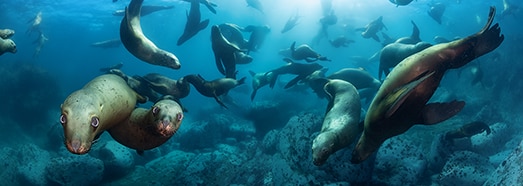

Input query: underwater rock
[94,141,135,180]
[484,138,523,185]
[436,151,493,185]
[261,129,279,154]
[16,144,51,185]
[46,154,104,186]
[0,147,19,185]
[246,100,295,138]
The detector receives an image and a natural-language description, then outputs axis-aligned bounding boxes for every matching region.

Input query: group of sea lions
[0,28,17,56]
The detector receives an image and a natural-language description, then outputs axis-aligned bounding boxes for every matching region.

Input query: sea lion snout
[66,139,90,154]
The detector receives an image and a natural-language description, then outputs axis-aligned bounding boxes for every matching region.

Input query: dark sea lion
[444,121,491,141]
[281,12,300,33]
[312,79,362,166]
[381,32,396,46]
[0,29,15,39]
[246,0,263,13]
[428,3,446,24]
[378,42,432,80]
[177,0,210,46]
[60,74,145,154]
[249,70,276,101]
[329,35,355,48]
[389,0,414,7]
[108,97,184,153]
[184,74,246,108]
[355,16,387,42]
[243,25,270,53]
[113,5,174,17]
[211,25,242,79]
[218,23,248,49]
[500,0,519,19]
[0,38,17,56]
[108,69,161,102]
[290,42,331,62]
[90,38,121,48]
[182,0,218,14]
[267,58,323,89]
[120,0,181,70]
[351,7,504,163]
[142,73,191,99]
[394,20,421,44]
[234,51,253,64]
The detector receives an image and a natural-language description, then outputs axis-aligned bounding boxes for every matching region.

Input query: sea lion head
[0,29,15,39]
[157,51,181,70]
[312,131,336,166]
[149,98,184,138]
[1,39,17,54]
[60,92,103,154]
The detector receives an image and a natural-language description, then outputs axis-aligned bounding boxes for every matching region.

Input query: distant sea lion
[246,0,263,13]
[290,42,331,62]
[243,25,270,53]
[444,121,491,141]
[378,42,432,80]
[113,5,174,17]
[211,25,242,79]
[320,10,338,28]
[59,74,145,154]
[312,79,362,166]
[281,12,300,33]
[108,69,161,102]
[428,3,446,24]
[394,21,421,44]
[0,29,15,39]
[249,70,276,101]
[182,0,218,14]
[0,38,17,56]
[177,0,209,46]
[90,38,121,48]
[389,0,414,7]
[32,32,48,58]
[142,73,191,99]
[355,16,387,42]
[108,97,184,153]
[120,0,181,70]
[500,0,519,19]
[267,58,323,89]
[184,74,246,108]
[26,11,42,35]
[351,7,503,163]
[218,23,248,49]
[329,35,355,48]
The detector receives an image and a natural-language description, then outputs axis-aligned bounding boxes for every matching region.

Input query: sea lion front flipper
[418,100,465,125]
[284,75,305,89]
[199,19,210,31]
[215,55,226,75]
[213,94,228,109]
[384,71,435,118]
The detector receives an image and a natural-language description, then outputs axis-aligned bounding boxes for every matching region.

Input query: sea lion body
[142,73,191,99]
[312,79,361,166]
[60,74,145,154]
[113,5,174,16]
[329,36,354,48]
[267,58,323,89]
[234,51,253,64]
[351,7,504,163]
[290,42,331,62]
[108,98,184,151]
[379,42,432,80]
[246,0,263,13]
[218,23,248,49]
[249,70,275,101]
[177,0,209,46]
[0,29,15,39]
[184,74,245,108]
[428,3,446,24]
[120,0,181,69]
[108,69,160,102]
[0,38,17,56]
[357,16,387,42]
[394,21,421,44]
[26,11,42,35]
[90,39,121,48]
[444,121,491,140]
[389,0,414,6]
[281,12,300,33]
[211,25,241,79]
[243,25,270,53]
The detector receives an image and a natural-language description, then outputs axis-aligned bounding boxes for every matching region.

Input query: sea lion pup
[428,2,446,24]
[0,29,15,39]
[142,73,191,99]
[177,0,210,46]
[289,42,331,62]
[0,38,17,56]
[312,79,362,166]
[107,69,161,102]
[378,41,433,80]
[26,11,42,35]
[218,23,248,49]
[351,7,504,164]
[108,96,184,154]
[90,38,121,48]
[113,5,175,17]
[329,35,355,48]
[211,25,242,79]
[266,58,323,89]
[281,11,300,33]
[355,16,387,42]
[243,25,270,53]
[394,20,421,44]
[120,0,181,70]
[444,121,491,141]
[60,74,146,154]
[249,70,276,101]
[389,0,414,7]
[184,74,246,108]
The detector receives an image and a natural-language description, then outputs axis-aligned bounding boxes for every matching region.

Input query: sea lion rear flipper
[215,55,226,75]
[371,34,380,42]
[213,95,228,109]
[410,20,420,42]
[418,100,465,125]
[250,90,257,101]
[384,71,435,118]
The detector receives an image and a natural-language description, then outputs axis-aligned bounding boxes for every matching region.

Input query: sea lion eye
[176,112,183,122]
[59,114,67,124]
[152,106,160,116]
[91,117,99,128]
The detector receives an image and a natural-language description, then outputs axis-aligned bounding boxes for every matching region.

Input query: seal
[249,70,276,101]
[351,7,504,164]
[267,58,323,89]
[108,96,184,153]
[120,0,181,70]
[234,51,253,64]
[309,68,381,103]
[0,29,15,39]
[211,25,242,79]
[184,74,246,108]
[142,73,191,99]
[33,32,48,58]
[389,0,414,7]
[312,79,362,166]
[355,16,387,42]
[177,0,210,46]
[0,38,17,56]
[107,69,161,102]
[90,38,121,48]
[181,0,218,14]
[378,41,432,80]
[289,42,331,62]
[59,74,146,154]
[99,62,124,73]
[246,0,264,13]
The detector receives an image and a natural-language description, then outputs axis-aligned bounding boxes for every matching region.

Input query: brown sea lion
[249,70,276,101]
[182,0,218,14]
[355,16,387,42]
[218,23,248,49]
[177,0,209,46]
[444,121,491,141]
[329,35,355,48]
[120,0,181,70]
[0,38,17,56]
[351,7,504,163]
[378,41,432,80]
[184,74,246,108]
[59,74,145,154]
[243,25,270,53]
[312,79,362,166]
[142,73,191,99]
[211,25,242,79]
[428,3,446,24]
[108,96,184,153]
[0,29,15,39]
[389,0,414,7]
[32,31,48,58]
[281,12,300,33]
[107,69,161,102]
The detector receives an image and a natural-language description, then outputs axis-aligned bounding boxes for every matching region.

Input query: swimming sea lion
[32,32,48,58]
[267,58,323,89]
[234,51,253,64]
[0,29,15,39]
[320,10,338,27]
[355,16,387,42]
[290,42,331,62]
[394,21,421,44]
[243,25,270,53]
[120,0,181,70]
[26,11,42,35]
[378,42,432,80]
[329,35,355,48]
[182,0,218,14]
[0,38,17,56]
[218,23,248,49]
[312,79,362,166]
[60,74,146,154]
[246,0,263,13]
[177,0,210,46]
[500,0,519,19]
[113,5,174,17]
[281,12,300,33]
[211,25,242,79]
[184,74,246,108]
[428,3,446,24]
[351,7,504,163]
[444,121,490,141]
[108,69,161,102]
[389,0,414,7]
[142,73,191,99]
[90,38,121,48]
[108,97,184,153]
[249,70,276,101]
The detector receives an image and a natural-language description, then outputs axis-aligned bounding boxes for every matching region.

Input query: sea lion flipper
[418,100,465,125]
[371,34,380,42]
[215,55,226,75]
[384,71,435,118]
[213,95,228,109]
[284,75,304,89]
[199,19,210,31]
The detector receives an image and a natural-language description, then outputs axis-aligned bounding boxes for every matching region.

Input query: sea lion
[113,5,174,17]
[32,32,48,58]
[246,0,263,13]
[108,69,161,102]
[120,0,181,70]
[142,73,191,99]
[312,79,362,166]
[26,11,42,35]
[428,3,446,24]
[243,25,270,53]
[267,58,323,89]
[249,70,276,101]
[90,38,121,48]
[184,74,246,108]
[59,74,145,154]
[108,97,184,153]
[329,35,355,48]
[211,25,242,79]
[320,10,337,27]
[394,20,421,44]
[234,51,253,64]
[177,0,210,46]
[0,38,17,56]
[351,7,504,163]
[444,121,491,141]
[355,16,387,42]
[500,0,519,19]
[99,62,124,73]
[182,0,217,14]
[389,0,414,7]
[290,42,331,62]
[218,23,248,49]
[378,41,433,80]
[281,12,300,33]
[0,29,15,39]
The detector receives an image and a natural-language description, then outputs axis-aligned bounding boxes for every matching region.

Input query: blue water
[1,0,522,185]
